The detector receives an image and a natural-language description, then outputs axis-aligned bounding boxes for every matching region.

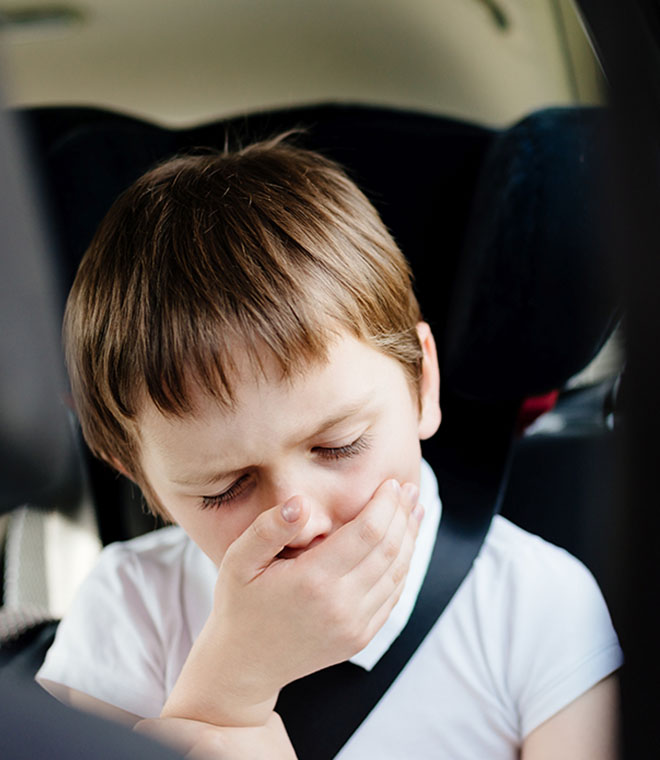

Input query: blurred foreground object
[0,65,181,760]
[577,0,660,755]
[0,674,182,760]
[0,79,78,511]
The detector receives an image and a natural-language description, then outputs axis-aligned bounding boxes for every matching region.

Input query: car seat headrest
[25,103,620,411]
[443,107,620,401]
[31,103,493,318]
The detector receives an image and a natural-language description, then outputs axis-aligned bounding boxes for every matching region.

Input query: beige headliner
[0,0,603,127]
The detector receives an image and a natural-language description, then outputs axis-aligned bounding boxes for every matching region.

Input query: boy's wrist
[161,688,278,729]
[162,613,282,727]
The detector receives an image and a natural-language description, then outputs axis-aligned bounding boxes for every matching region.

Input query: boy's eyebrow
[171,397,374,489]
[303,398,374,441]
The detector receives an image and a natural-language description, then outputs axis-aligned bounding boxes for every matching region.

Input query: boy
[37,137,622,759]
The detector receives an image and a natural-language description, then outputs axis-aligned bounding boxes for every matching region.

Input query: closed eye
[200,473,252,509]
[313,434,371,461]
[199,434,371,509]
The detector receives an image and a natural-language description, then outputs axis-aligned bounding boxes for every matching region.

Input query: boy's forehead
[137,332,402,444]
[135,337,401,488]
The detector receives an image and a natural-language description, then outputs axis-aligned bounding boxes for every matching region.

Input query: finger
[357,500,424,627]
[307,479,404,576]
[335,480,419,578]
[223,496,311,581]
[347,484,419,590]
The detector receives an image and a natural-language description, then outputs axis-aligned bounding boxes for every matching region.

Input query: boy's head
[63,136,439,525]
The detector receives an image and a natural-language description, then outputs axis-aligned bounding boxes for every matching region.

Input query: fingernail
[281,497,302,523]
[388,479,401,494]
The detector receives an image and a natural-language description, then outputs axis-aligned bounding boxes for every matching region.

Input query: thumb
[225,496,310,580]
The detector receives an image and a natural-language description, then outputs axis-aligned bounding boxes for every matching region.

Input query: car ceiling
[0,0,603,126]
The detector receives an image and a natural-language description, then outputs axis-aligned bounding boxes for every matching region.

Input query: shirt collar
[349,458,442,671]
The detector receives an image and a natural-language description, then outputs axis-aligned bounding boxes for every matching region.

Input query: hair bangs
[64,138,425,517]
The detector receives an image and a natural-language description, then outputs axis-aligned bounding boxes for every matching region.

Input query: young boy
[37,137,622,759]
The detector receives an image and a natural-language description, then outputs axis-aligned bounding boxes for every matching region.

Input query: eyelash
[199,435,371,510]
[201,475,251,510]
[312,434,371,461]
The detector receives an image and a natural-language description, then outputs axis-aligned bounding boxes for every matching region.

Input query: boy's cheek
[372,448,422,492]
[342,461,419,521]
[166,502,255,567]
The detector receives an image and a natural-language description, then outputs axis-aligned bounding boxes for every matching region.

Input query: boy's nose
[282,496,336,555]
[269,479,337,555]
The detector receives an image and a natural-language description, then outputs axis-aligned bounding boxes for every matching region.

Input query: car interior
[0,1,655,757]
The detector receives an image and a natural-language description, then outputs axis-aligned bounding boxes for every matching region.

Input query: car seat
[0,102,620,699]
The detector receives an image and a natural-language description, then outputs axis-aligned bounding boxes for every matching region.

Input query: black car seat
[440,104,621,599]
[0,103,620,755]
[16,100,620,536]
[15,102,504,550]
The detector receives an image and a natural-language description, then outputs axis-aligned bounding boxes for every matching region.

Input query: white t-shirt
[37,461,622,759]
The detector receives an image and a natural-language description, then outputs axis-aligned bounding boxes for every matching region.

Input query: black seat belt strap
[275,493,495,760]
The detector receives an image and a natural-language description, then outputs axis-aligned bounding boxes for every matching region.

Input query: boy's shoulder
[482,514,577,561]
[456,516,621,739]
[101,524,189,561]
[478,515,599,594]
[96,525,208,587]
[468,515,615,645]
[85,525,215,639]
[481,515,589,575]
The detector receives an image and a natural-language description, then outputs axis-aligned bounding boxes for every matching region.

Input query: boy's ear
[416,321,441,440]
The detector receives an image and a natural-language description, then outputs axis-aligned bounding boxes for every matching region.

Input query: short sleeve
[36,542,169,718]
[493,523,623,738]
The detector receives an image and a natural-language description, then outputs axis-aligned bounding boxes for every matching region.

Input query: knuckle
[300,567,326,601]
[352,623,373,652]
[359,517,384,548]
[250,517,275,545]
[390,560,408,588]
[393,580,406,603]
[325,595,349,628]
[196,728,227,754]
[338,619,364,650]
[324,596,360,645]
[382,536,400,562]
[221,542,240,571]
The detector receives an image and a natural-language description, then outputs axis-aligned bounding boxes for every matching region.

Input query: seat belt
[275,447,500,760]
